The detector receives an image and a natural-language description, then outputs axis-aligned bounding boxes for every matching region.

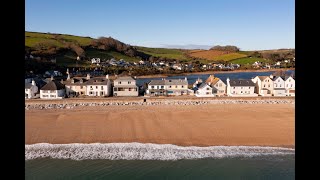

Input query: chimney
[66,68,69,74]
[61,79,64,83]
[86,74,90,80]
[71,79,74,84]
[106,74,109,79]
[208,82,211,86]
[67,74,70,80]
[269,74,273,79]
[134,76,137,79]
[31,80,36,86]
[51,75,54,81]
[184,77,187,81]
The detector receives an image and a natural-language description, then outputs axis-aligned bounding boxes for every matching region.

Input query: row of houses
[25,73,295,99]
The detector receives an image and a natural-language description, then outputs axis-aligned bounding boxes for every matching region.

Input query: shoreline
[136,68,295,78]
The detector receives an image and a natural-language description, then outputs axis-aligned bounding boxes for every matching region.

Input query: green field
[136,46,190,60]
[213,53,248,61]
[25,32,92,48]
[85,48,141,62]
[230,57,271,65]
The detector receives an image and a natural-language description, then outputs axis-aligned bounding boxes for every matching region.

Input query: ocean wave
[25,143,295,161]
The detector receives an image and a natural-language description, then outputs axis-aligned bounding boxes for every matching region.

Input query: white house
[226,78,257,97]
[251,75,274,96]
[91,58,101,64]
[273,76,286,96]
[194,83,214,97]
[284,76,295,96]
[25,80,38,99]
[85,74,111,97]
[113,76,139,97]
[205,75,227,96]
[40,80,65,99]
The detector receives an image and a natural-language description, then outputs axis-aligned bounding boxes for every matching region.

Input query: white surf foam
[25,142,295,161]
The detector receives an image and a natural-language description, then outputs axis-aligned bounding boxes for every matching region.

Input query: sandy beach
[25,103,294,148]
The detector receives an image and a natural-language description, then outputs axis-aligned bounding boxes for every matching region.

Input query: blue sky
[25,0,294,50]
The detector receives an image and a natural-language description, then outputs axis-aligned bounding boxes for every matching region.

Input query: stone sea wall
[25,98,294,110]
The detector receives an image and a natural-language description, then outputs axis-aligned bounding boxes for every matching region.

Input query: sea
[25,70,295,180]
[135,70,295,86]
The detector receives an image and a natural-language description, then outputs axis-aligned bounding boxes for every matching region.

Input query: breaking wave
[25,143,295,161]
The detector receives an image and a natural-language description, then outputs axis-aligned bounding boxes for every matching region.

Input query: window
[268,85,270,87]
[289,79,291,82]
[275,84,277,87]
[241,87,243,89]
[278,80,280,82]
[280,85,282,87]
[241,91,243,93]
[101,86,104,90]
[161,86,164,89]
[96,86,98,89]
[42,95,48,97]
[169,86,172,88]
[151,86,154,89]
[129,88,132,91]
[175,86,178,88]
[206,88,210,90]
[206,92,210,95]
[114,87,118,91]
[90,92,93,95]
[233,91,235,94]
[268,80,269,82]
[119,81,122,84]
[182,85,184,88]
[128,81,131,84]
[90,86,93,89]
[264,85,266,87]
[80,86,83,89]
[291,84,293,87]
[233,87,235,89]
[249,87,251,89]
[50,95,55,97]
[286,84,288,87]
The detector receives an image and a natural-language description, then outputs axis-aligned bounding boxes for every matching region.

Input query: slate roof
[165,79,188,85]
[198,83,210,89]
[229,79,255,86]
[114,76,135,81]
[149,80,166,85]
[86,77,111,85]
[25,83,32,89]
[205,75,220,85]
[41,80,65,90]
[63,77,88,85]
[257,76,269,81]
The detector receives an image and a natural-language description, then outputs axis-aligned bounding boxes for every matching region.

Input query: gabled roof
[149,80,166,85]
[63,77,88,85]
[114,76,135,81]
[229,79,255,86]
[25,83,32,89]
[198,83,211,89]
[41,80,65,90]
[273,76,284,81]
[86,77,110,85]
[206,77,220,85]
[257,76,270,81]
[165,79,188,85]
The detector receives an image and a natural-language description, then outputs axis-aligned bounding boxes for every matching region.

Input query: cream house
[85,74,111,97]
[147,78,189,96]
[272,76,286,96]
[251,75,274,96]
[226,78,257,97]
[205,75,226,96]
[166,78,189,96]
[25,80,38,99]
[64,74,88,97]
[113,76,139,97]
[284,76,295,96]
[40,80,65,99]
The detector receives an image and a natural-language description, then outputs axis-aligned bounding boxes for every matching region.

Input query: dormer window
[128,81,131,84]
[119,81,121,84]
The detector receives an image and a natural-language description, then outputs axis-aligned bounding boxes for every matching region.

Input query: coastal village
[25,69,295,99]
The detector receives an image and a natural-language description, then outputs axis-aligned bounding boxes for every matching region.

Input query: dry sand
[25,103,294,148]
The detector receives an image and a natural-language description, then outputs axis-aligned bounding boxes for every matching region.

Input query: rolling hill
[25,31,294,67]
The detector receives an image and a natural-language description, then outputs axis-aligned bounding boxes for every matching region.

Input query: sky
[25,0,295,50]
